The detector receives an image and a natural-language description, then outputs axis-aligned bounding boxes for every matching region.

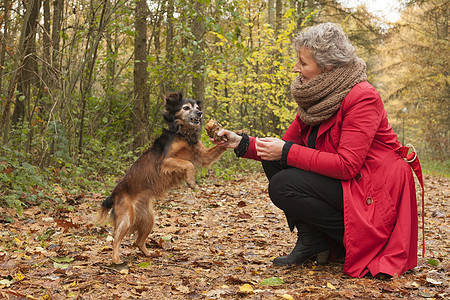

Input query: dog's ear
[163,92,182,124]
[164,92,182,109]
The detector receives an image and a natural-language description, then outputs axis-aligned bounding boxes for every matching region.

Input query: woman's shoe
[273,224,329,266]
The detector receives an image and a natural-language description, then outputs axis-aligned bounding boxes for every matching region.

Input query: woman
[213,23,421,278]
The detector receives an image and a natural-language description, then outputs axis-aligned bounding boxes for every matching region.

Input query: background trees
[378,0,449,162]
[0,0,448,211]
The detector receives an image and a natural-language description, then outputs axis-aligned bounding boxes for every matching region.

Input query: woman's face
[292,47,324,84]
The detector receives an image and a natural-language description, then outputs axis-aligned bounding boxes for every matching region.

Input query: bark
[12,0,41,126]
[275,0,282,37]
[268,0,274,27]
[191,1,206,102]
[0,1,10,140]
[0,0,11,92]
[133,0,150,149]
[164,0,175,92]
[42,0,51,90]
[52,0,64,71]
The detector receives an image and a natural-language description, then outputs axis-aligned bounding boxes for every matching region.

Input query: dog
[98,92,227,264]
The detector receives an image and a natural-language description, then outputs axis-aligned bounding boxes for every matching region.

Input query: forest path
[0,173,448,299]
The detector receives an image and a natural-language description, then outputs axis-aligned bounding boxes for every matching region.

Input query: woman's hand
[210,129,242,149]
[255,137,285,161]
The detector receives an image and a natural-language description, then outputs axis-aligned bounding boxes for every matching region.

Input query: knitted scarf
[291,57,367,126]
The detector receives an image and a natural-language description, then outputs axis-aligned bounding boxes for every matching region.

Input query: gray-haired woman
[213,23,421,278]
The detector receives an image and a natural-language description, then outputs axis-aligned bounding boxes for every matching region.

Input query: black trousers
[262,160,345,246]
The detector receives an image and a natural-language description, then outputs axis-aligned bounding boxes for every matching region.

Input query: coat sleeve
[241,136,261,161]
[286,85,384,180]
[242,116,305,161]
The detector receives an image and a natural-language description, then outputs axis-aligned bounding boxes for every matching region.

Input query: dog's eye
[183,106,190,111]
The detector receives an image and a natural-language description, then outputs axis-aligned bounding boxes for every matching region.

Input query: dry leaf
[239,284,254,294]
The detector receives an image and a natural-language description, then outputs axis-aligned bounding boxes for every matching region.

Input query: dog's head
[163,92,203,134]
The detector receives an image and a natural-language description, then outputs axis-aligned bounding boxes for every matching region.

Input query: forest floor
[0,172,448,299]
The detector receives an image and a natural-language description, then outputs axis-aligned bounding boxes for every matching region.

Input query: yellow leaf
[308,271,314,275]
[239,284,254,293]
[42,295,51,300]
[327,282,336,289]
[15,272,24,281]
[282,294,294,300]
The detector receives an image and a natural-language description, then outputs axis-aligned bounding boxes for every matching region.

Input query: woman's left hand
[255,137,285,161]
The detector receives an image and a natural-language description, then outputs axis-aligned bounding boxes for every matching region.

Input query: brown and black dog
[98,92,226,264]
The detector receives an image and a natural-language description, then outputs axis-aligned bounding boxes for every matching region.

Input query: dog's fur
[98,92,226,264]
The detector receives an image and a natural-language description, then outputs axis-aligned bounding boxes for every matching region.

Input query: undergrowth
[3,125,445,221]
[0,131,261,221]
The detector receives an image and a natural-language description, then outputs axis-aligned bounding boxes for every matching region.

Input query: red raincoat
[243,81,419,277]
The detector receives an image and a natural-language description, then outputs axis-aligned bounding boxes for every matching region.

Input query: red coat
[243,81,418,277]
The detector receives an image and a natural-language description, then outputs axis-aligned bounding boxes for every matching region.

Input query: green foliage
[0,145,48,216]
[205,11,299,138]
[422,159,450,178]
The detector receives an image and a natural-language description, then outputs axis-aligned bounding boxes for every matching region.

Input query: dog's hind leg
[134,197,155,257]
[112,204,134,264]
[135,214,154,257]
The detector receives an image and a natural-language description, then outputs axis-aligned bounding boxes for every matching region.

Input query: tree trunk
[133,0,150,149]
[0,0,11,92]
[12,0,41,126]
[0,1,10,140]
[268,0,274,28]
[164,0,175,92]
[275,0,282,37]
[52,0,64,71]
[191,1,205,102]
[43,0,51,86]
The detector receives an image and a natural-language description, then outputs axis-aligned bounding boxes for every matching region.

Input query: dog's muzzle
[189,111,202,125]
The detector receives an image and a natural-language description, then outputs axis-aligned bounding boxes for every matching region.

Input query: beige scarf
[291,58,367,126]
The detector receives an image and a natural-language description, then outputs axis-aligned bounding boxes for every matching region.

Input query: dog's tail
[97,194,114,225]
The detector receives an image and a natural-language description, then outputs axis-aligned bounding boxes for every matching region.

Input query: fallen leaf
[260,277,284,286]
[426,277,442,285]
[138,262,152,268]
[426,258,439,266]
[237,201,247,207]
[239,284,254,294]
[327,282,336,289]
[55,219,79,232]
[237,212,251,219]
[0,278,14,287]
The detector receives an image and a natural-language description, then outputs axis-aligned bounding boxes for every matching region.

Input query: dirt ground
[0,172,448,299]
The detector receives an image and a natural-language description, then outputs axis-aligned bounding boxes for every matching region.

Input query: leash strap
[397,144,425,257]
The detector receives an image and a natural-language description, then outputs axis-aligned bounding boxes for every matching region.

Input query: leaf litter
[0,173,448,299]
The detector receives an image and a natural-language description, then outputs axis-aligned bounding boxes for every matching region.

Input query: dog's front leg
[197,143,227,167]
[160,157,196,187]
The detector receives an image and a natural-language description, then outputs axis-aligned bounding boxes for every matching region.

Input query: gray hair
[294,23,357,69]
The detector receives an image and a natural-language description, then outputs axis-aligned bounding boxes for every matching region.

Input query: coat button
[355,172,362,181]
[365,197,373,205]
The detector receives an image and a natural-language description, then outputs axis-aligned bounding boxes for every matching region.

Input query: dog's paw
[186,180,196,189]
